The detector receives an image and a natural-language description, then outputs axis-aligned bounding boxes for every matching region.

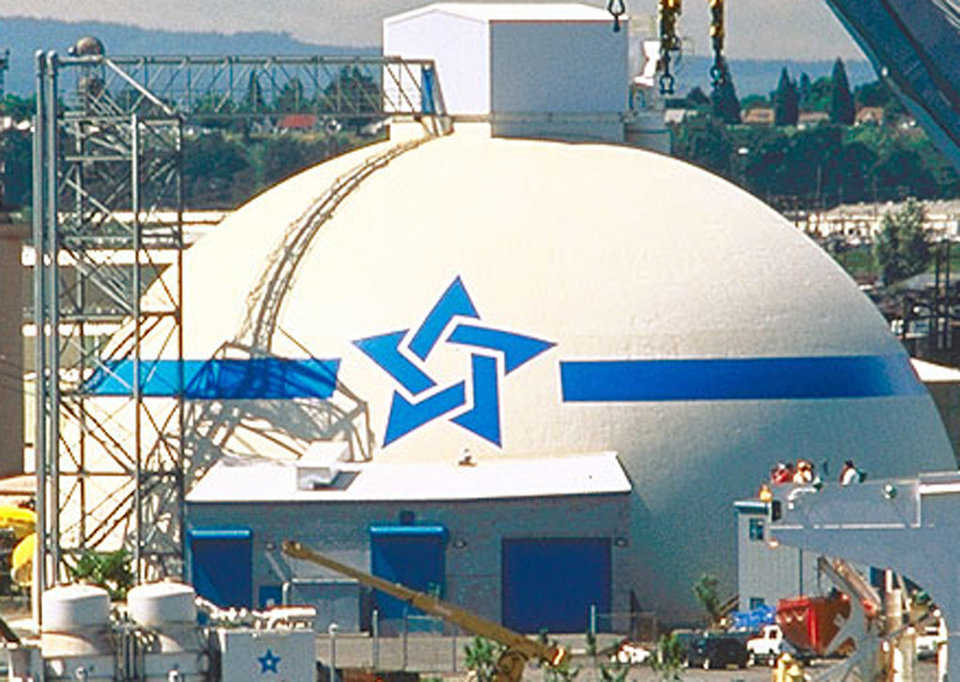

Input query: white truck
[746,625,783,666]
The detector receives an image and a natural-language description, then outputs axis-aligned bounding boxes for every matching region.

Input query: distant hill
[0,17,874,99]
[0,17,379,95]
[660,55,876,99]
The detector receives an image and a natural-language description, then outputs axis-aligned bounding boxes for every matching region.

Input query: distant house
[742,107,774,126]
[798,111,830,128]
[855,106,884,126]
[278,114,318,131]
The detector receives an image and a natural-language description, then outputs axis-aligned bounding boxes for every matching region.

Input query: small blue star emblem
[354,277,555,446]
[257,648,281,674]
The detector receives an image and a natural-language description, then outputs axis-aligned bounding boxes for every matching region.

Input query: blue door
[188,527,253,608]
[502,538,611,633]
[369,525,447,620]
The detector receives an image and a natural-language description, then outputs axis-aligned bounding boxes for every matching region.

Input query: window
[749,518,765,541]
[749,597,766,610]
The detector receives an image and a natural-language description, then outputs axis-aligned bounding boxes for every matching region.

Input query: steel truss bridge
[31,47,447,621]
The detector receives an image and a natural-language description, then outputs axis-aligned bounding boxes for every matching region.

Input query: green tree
[798,72,812,108]
[242,71,267,114]
[464,636,506,682]
[854,79,892,109]
[261,135,318,186]
[829,58,855,125]
[651,633,686,680]
[274,77,306,113]
[192,93,237,130]
[837,140,879,203]
[69,549,134,600]
[321,66,379,130]
[0,94,35,121]
[874,147,938,199]
[673,114,732,177]
[807,75,834,112]
[874,198,931,284]
[710,63,741,124]
[0,129,32,208]
[693,573,721,626]
[183,132,253,208]
[686,86,710,109]
[544,658,581,682]
[773,67,799,126]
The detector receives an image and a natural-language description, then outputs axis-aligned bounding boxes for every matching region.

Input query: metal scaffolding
[32,46,446,620]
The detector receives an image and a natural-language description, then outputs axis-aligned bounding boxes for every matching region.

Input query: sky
[0,0,866,61]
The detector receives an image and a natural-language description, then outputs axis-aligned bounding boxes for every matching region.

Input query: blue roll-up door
[188,527,253,608]
[369,525,447,620]
[502,538,611,633]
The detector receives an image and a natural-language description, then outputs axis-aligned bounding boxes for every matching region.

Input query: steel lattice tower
[32,45,446,623]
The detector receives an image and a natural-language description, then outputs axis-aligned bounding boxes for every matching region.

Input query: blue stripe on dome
[84,358,339,399]
[559,355,925,402]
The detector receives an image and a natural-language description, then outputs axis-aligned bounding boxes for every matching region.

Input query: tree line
[671,59,956,207]
[0,66,382,210]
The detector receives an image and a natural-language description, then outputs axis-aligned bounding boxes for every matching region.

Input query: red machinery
[777,558,881,657]
[777,594,852,656]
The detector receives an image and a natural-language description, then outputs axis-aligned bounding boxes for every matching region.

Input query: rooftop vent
[296,442,350,489]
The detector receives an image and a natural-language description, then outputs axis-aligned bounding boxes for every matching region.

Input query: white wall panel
[384,10,490,115]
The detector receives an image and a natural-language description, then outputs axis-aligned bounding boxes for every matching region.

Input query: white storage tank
[41,584,115,680]
[126,581,209,681]
[128,581,197,628]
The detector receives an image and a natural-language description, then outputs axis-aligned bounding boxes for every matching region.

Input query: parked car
[665,628,700,666]
[747,624,783,666]
[610,640,652,664]
[687,634,749,670]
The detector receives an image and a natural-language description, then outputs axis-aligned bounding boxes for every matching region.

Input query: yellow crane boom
[282,540,568,682]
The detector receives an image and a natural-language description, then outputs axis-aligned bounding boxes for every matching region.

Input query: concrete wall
[490,21,627,115]
[736,503,823,612]
[187,493,631,630]
[0,218,26,478]
[925,382,960,465]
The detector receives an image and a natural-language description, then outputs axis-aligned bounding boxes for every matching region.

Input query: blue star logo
[257,648,281,674]
[354,277,555,446]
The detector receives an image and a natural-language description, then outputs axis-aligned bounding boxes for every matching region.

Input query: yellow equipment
[0,507,36,587]
[0,507,35,541]
[282,540,568,682]
[11,533,34,587]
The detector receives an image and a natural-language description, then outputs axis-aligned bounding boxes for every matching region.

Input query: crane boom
[281,541,568,682]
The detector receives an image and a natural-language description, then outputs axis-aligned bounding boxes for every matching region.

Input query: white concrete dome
[135,125,953,619]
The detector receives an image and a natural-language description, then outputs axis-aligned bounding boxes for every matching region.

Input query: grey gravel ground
[314,633,942,682]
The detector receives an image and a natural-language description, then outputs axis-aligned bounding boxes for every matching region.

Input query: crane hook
[607,0,626,32]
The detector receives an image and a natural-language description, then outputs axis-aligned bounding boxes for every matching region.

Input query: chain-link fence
[320,611,472,673]
[594,610,659,642]
[319,608,660,676]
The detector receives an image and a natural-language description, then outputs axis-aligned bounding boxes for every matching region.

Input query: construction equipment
[707,0,726,87]
[656,0,682,94]
[282,540,568,682]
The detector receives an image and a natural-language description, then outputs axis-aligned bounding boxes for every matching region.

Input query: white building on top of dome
[383,3,632,142]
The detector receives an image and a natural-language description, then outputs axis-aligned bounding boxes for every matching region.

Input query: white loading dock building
[185,452,631,632]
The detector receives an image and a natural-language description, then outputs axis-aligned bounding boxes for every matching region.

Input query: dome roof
[147,125,953,618]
